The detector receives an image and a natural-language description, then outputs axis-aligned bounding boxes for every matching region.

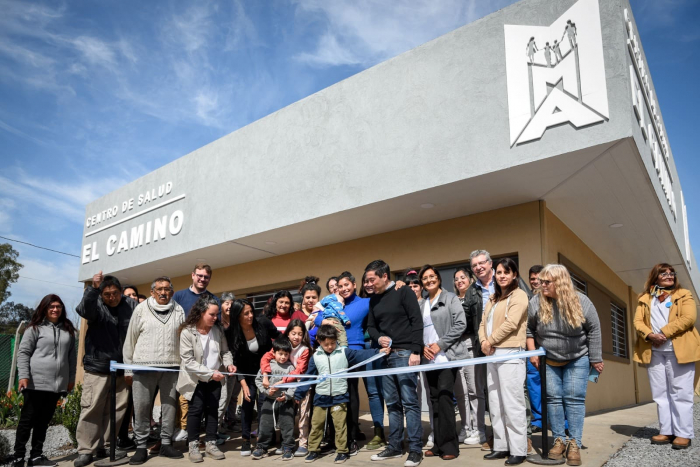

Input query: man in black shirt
[365,260,424,467]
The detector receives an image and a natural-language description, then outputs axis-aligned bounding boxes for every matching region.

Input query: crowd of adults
[9,253,699,467]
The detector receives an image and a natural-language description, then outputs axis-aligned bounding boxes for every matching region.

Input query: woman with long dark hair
[226,299,280,456]
[634,263,699,450]
[265,290,294,331]
[292,278,321,344]
[14,294,77,467]
[176,295,235,463]
[479,258,528,465]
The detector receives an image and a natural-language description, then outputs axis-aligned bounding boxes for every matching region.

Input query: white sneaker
[464,431,485,445]
[172,429,188,442]
[424,432,434,449]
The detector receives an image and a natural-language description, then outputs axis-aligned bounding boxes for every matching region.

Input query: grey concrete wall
[77,0,693,283]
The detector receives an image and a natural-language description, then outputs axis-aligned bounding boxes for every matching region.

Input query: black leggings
[14,390,61,459]
[187,381,222,443]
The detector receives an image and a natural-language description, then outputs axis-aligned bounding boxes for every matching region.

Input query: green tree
[0,243,22,304]
[0,302,34,333]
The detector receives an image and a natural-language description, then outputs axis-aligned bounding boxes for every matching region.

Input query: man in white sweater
[123,276,185,465]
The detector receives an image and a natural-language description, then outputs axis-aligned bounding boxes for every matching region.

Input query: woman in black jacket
[225,299,280,456]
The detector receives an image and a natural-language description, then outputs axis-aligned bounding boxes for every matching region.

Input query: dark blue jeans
[381,350,422,453]
[364,341,385,429]
[240,376,260,441]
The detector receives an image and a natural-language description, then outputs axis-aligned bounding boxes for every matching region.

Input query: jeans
[381,350,422,453]
[240,376,261,441]
[363,341,385,429]
[545,355,589,447]
[14,390,61,459]
[187,380,222,443]
[526,360,542,428]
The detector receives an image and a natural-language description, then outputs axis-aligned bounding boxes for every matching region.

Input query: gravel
[1,425,76,460]
[604,402,700,466]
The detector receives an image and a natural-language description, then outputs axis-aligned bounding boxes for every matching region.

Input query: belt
[390,348,409,353]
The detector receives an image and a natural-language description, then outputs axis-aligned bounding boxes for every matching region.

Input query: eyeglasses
[195,274,211,280]
[472,260,490,268]
[659,272,676,278]
[540,280,553,286]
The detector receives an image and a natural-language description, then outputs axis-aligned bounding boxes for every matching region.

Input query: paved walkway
[52,402,658,467]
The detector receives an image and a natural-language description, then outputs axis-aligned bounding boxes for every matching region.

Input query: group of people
[9,254,699,467]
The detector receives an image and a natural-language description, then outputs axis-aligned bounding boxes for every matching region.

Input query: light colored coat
[176,324,233,401]
[17,321,76,393]
[418,289,468,360]
[634,289,700,364]
[479,288,528,349]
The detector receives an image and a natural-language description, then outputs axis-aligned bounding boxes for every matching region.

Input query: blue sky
[1,0,698,319]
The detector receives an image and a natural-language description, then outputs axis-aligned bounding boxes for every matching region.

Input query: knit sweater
[123,298,185,375]
[367,284,424,354]
[527,292,602,363]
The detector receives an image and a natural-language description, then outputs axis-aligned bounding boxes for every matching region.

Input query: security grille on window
[610,302,628,358]
[247,290,302,315]
[570,271,588,295]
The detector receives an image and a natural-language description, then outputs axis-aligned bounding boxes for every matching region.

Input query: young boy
[253,336,296,461]
[306,294,351,347]
[295,325,389,464]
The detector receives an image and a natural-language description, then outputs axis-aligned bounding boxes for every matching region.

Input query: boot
[159,444,184,459]
[129,448,148,465]
[188,441,202,463]
[565,440,581,466]
[205,441,225,460]
[548,438,566,460]
[365,427,386,451]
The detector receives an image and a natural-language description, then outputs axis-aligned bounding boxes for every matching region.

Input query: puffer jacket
[177,324,233,401]
[17,320,76,393]
[75,286,137,374]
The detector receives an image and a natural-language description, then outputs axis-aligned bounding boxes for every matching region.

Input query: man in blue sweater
[172,263,221,317]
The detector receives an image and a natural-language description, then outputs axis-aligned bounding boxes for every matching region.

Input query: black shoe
[95,449,126,460]
[27,456,58,467]
[129,448,149,465]
[95,449,107,459]
[118,438,137,450]
[371,447,403,461]
[73,454,93,467]
[483,451,510,460]
[530,425,542,433]
[305,452,320,463]
[404,451,422,467]
[320,443,336,454]
[159,444,183,459]
[348,441,359,457]
[12,457,25,467]
[505,456,526,465]
[241,441,252,457]
[334,453,349,464]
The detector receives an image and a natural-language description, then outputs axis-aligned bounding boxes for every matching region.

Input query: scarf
[147,296,174,314]
[650,285,673,302]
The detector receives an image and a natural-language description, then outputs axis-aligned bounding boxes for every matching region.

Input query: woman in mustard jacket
[634,263,700,450]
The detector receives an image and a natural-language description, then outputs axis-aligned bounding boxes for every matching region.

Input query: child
[253,336,297,461]
[295,325,389,464]
[306,294,350,347]
[260,320,312,456]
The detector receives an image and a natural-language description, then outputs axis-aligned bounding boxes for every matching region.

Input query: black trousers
[14,390,61,459]
[427,368,459,457]
[257,398,295,450]
[118,389,133,441]
[346,378,360,443]
[187,381,221,443]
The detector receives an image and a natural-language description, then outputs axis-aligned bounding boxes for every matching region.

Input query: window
[610,302,628,358]
[569,271,588,295]
[246,289,302,315]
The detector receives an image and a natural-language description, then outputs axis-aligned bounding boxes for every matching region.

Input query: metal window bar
[569,271,588,295]
[610,302,628,358]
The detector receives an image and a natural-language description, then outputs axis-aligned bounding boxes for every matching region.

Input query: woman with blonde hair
[633,263,699,450]
[526,264,602,466]
[478,258,529,465]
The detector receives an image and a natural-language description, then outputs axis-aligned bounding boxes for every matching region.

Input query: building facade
[77,0,698,412]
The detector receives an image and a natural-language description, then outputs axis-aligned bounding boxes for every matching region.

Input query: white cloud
[71,35,118,69]
[293,0,514,67]
[0,119,49,146]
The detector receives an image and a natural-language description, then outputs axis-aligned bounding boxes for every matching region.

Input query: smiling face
[363,274,374,295]
[192,268,211,292]
[495,264,516,289]
[221,300,232,317]
[421,268,441,296]
[199,304,219,329]
[409,282,422,299]
[274,349,290,365]
[540,275,557,299]
[470,254,493,283]
[327,279,338,294]
[276,296,291,316]
[123,287,138,300]
[656,268,676,288]
[529,273,541,291]
[302,290,319,313]
[46,301,63,323]
[453,270,471,295]
[337,277,356,300]
[238,304,254,327]
[364,270,389,294]
[150,280,173,305]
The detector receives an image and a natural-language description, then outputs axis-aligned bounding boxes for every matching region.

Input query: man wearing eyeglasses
[172,263,221,318]
[74,272,138,467]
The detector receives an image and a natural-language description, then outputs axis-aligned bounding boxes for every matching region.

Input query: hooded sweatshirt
[17,320,76,393]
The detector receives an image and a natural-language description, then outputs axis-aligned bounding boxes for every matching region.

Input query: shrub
[0,390,24,428]
[0,432,11,461]
[61,384,82,447]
